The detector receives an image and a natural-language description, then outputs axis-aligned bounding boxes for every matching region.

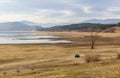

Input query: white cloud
[0,0,120,26]
[107,7,120,12]
[0,0,10,4]
[81,6,92,13]
[32,9,75,23]
[0,8,76,24]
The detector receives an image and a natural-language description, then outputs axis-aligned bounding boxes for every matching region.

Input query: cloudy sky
[0,0,120,26]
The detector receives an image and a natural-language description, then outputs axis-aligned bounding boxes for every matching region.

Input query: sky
[0,0,120,26]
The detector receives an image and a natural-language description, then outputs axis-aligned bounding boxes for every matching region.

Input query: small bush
[16,69,20,73]
[84,54,101,63]
[31,68,35,71]
[3,72,7,75]
[74,63,79,65]
[117,53,120,59]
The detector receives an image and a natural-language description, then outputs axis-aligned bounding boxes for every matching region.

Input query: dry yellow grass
[37,31,120,38]
[103,26,120,33]
[0,31,119,78]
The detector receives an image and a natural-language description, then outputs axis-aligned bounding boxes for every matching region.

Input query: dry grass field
[0,31,120,78]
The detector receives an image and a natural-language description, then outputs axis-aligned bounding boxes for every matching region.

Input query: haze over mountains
[83,19,120,24]
[0,19,120,31]
[0,21,43,31]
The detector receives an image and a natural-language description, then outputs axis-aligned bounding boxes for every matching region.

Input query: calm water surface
[0,31,70,44]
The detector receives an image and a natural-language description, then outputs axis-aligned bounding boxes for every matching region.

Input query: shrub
[3,72,7,75]
[16,69,20,73]
[73,63,79,65]
[84,54,101,63]
[117,53,120,59]
[31,68,35,71]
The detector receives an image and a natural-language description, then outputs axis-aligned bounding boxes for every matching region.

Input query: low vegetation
[84,53,101,63]
[117,53,120,59]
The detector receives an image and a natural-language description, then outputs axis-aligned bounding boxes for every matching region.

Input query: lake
[0,31,70,44]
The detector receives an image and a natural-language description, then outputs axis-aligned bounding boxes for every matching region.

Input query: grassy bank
[0,31,119,78]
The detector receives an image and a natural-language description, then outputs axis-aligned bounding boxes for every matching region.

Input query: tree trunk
[91,36,95,49]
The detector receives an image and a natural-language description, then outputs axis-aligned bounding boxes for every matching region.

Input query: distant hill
[21,21,43,30]
[21,20,55,27]
[43,23,120,32]
[21,20,40,26]
[103,27,120,33]
[0,22,31,31]
[83,19,120,24]
[1,19,120,31]
[0,22,43,31]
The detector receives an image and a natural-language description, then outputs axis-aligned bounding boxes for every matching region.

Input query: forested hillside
[43,23,120,32]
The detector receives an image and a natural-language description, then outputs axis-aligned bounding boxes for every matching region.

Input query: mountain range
[0,21,43,31]
[0,19,120,31]
[82,19,120,24]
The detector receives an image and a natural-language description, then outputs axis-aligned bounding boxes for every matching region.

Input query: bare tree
[90,28,100,49]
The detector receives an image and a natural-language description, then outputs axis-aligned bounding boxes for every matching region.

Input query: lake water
[0,31,70,44]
